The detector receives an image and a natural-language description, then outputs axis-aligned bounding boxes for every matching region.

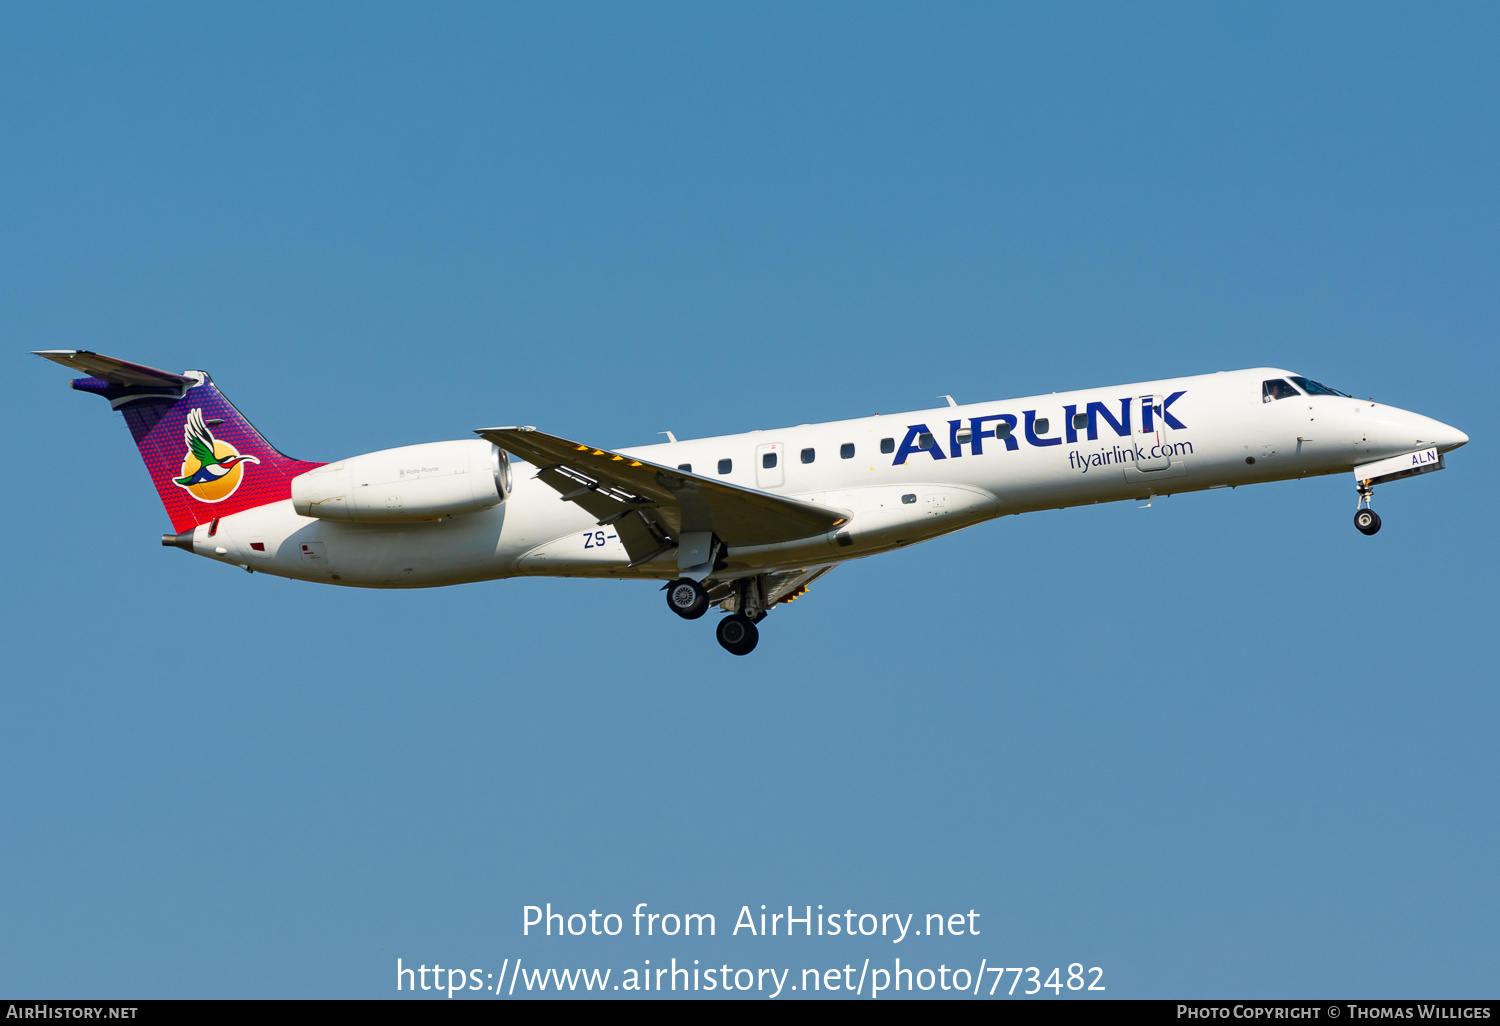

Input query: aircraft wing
[759,564,835,605]
[475,426,848,565]
[706,563,836,612]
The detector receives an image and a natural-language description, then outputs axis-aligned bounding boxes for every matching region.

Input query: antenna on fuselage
[659,431,677,443]
[938,395,957,407]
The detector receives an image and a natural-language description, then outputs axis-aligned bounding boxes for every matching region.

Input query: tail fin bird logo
[172,408,260,503]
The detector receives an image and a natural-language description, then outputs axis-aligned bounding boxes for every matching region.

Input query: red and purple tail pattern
[71,372,324,533]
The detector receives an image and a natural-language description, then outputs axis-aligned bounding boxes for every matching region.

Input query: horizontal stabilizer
[33,349,193,388]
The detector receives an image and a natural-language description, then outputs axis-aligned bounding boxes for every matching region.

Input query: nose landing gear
[1354,480,1381,535]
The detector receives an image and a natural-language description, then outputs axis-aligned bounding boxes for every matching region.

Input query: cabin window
[1033,418,1050,434]
[1263,379,1300,402]
[955,430,972,445]
[1072,413,1088,430]
[800,448,815,464]
[902,493,916,504]
[918,432,935,449]
[717,458,732,474]
[880,437,894,454]
[840,443,854,459]
[678,463,692,472]
[995,423,1012,439]
[763,452,778,469]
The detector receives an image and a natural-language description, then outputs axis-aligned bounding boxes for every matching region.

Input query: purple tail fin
[36,350,324,532]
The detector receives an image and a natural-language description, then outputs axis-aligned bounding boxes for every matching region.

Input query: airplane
[35,349,1468,656]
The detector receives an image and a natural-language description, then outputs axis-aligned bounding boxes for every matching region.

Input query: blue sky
[2,2,1495,998]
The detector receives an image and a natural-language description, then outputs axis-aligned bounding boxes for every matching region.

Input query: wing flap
[533,464,675,564]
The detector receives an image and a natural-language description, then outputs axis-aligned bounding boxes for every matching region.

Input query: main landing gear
[1354,480,1382,536]
[716,614,759,656]
[665,578,710,619]
[665,575,767,655]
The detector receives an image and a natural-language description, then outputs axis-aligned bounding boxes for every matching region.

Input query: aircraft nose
[1428,419,1468,453]
[1410,414,1470,453]
[1374,407,1469,454]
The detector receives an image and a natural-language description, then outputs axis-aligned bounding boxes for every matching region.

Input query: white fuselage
[185,368,1467,588]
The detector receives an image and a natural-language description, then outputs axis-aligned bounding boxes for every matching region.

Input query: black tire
[1354,509,1382,536]
[715,614,759,656]
[665,578,710,619]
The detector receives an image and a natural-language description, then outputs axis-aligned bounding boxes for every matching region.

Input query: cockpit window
[1262,378,1300,402]
[1289,376,1350,398]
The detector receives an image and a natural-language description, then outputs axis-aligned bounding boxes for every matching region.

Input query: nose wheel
[1353,480,1381,535]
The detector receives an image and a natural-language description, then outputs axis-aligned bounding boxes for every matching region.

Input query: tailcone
[162,530,195,551]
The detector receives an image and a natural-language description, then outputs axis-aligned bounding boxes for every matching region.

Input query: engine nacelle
[292,439,511,523]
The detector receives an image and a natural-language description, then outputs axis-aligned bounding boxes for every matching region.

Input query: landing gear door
[1135,395,1171,471]
[755,442,784,488]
